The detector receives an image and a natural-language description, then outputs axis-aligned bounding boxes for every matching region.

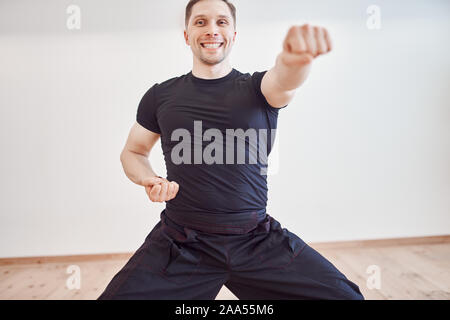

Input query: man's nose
[206,24,219,37]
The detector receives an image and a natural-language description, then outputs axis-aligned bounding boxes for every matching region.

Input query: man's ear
[233,31,237,42]
[184,30,189,46]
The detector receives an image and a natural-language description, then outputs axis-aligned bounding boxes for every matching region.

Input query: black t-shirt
[136,68,287,215]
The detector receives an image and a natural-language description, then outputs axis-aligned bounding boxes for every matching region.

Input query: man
[98,0,364,300]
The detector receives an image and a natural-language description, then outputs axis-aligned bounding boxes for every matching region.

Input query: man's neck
[191,59,233,80]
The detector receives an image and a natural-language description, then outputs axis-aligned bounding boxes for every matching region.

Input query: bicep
[122,122,161,157]
[261,68,296,109]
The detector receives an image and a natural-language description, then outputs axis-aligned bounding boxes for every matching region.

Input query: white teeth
[202,43,222,49]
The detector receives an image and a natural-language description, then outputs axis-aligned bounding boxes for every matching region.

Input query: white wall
[0,0,449,258]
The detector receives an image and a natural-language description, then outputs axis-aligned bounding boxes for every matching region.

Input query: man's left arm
[261,24,333,108]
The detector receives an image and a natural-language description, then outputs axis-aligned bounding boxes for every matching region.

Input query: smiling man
[98,0,364,300]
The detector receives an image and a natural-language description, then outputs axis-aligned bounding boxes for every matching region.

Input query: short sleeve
[136,84,161,134]
[251,70,288,111]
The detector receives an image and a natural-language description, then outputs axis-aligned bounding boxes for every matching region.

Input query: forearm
[273,51,312,92]
[271,24,332,93]
[120,150,159,186]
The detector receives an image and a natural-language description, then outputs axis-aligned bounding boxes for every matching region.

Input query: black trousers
[98,209,364,300]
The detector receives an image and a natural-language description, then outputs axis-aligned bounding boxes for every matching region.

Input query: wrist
[137,175,163,186]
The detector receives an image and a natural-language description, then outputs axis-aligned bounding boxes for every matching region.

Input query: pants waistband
[162,208,267,235]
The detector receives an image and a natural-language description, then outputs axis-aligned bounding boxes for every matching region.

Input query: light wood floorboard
[1,239,449,300]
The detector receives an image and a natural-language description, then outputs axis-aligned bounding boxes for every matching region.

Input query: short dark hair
[185,0,236,29]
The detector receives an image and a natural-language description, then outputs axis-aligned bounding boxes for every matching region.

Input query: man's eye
[219,20,228,24]
[196,20,204,25]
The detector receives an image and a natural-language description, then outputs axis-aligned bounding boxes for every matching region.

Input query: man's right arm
[120,122,179,203]
[120,122,162,186]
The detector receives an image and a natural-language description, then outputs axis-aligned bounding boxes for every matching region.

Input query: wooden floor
[0,237,449,300]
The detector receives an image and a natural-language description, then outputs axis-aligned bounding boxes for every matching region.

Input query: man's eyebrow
[192,14,231,20]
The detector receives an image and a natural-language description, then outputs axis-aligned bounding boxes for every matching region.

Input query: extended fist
[141,176,179,203]
[281,24,333,66]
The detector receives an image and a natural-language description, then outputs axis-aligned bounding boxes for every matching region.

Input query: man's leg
[98,216,227,300]
[224,215,365,300]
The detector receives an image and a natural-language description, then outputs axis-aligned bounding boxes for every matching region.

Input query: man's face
[184,0,236,66]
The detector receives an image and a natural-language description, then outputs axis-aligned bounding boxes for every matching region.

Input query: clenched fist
[281,24,333,67]
[141,176,179,203]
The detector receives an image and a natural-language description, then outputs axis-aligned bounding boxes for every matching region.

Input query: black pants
[98,209,364,300]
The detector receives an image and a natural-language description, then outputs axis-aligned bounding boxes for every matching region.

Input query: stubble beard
[198,50,227,65]
[200,54,226,65]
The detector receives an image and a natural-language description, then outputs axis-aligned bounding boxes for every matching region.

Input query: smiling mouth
[200,43,224,49]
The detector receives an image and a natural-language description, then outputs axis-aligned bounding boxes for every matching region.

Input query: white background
[0,0,449,258]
